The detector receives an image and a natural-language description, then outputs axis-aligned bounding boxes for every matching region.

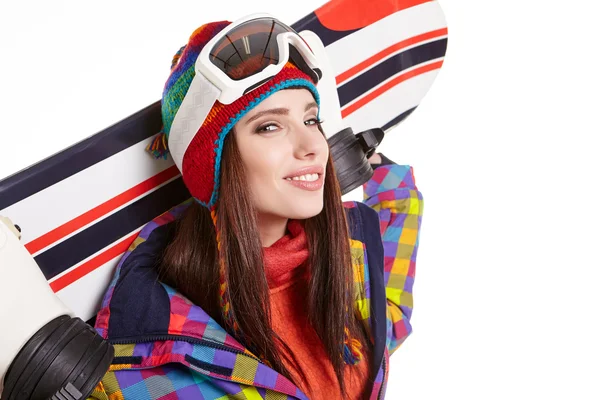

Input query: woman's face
[234,89,329,224]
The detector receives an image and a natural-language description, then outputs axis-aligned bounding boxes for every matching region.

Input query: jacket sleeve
[362,153,424,356]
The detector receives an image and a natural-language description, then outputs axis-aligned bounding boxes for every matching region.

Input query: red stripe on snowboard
[315,0,433,30]
[49,231,138,292]
[25,165,180,255]
[336,28,448,85]
[341,60,444,118]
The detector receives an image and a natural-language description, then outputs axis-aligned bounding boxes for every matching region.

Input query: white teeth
[285,173,319,182]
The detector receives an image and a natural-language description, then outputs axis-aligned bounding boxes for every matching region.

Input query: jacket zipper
[108,334,264,364]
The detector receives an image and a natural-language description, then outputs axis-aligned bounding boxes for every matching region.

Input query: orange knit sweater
[262,219,371,400]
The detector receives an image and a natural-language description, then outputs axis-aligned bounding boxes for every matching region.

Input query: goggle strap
[168,73,221,172]
[242,75,275,96]
[288,44,321,83]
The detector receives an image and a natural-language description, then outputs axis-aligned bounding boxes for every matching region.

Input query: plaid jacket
[89,162,423,400]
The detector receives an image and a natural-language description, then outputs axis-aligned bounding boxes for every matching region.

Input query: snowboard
[0,0,447,322]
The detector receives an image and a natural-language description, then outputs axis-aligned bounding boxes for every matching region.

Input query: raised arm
[363,153,424,355]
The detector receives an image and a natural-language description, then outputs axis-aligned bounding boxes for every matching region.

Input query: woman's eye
[305,118,323,126]
[256,123,278,133]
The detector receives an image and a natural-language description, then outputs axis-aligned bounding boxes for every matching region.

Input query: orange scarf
[262,219,371,400]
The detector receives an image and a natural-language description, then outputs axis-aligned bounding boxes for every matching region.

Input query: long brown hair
[156,125,370,398]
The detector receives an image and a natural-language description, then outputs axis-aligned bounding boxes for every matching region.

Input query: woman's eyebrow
[305,101,318,111]
[244,108,289,125]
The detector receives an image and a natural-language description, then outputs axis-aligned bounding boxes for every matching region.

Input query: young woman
[89,17,423,400]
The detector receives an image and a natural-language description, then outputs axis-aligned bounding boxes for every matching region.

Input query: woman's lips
[284,174,324,191]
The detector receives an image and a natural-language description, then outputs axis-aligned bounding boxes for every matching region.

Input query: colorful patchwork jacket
[89,160,423,399]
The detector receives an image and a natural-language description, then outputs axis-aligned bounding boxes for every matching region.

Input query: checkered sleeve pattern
[362,163,423,355]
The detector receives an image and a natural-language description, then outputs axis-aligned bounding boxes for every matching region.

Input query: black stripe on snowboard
[338,38,448,107]
[36,177,190,280]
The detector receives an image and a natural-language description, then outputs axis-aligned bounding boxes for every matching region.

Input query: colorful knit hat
[147,20,363,366]
[150,21,320,208]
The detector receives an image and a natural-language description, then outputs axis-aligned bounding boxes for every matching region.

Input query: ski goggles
[168,13,323,171]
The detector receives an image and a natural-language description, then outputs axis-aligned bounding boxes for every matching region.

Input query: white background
[1,0,599,398]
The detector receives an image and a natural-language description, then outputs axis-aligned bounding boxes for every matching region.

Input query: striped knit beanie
[148,20,363,366]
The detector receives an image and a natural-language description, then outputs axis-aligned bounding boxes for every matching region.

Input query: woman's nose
[292,123,325,158]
